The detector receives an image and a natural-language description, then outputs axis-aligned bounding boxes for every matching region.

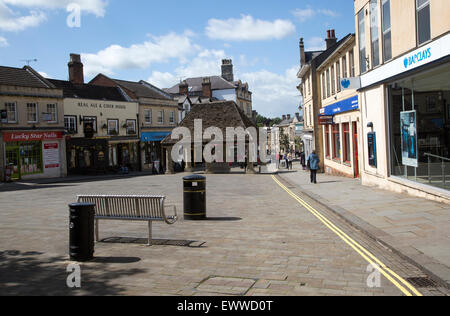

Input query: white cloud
[38,71,48,77]
[239,66,301,117]
[0,36,8,47]
[306,36,325,51]
[0,1,47,31]
[206,15,295,41]
[148,49,227,88]
[292,6,339,22]
[2,0,107,17]
[82,31,200,77]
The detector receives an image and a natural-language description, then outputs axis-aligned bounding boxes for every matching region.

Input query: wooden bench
[77,195,178,246]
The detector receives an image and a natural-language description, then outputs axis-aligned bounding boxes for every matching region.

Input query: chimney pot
[221,59,234,82]
[202,77,212,99]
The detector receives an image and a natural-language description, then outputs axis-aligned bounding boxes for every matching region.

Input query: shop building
[90,73,179,174]
[0,66,66,182]
[49,54,140,175]
[317,34,362,178]
[355,0,450,202]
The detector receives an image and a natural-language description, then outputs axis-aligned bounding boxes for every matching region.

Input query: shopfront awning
[141,132,171,142]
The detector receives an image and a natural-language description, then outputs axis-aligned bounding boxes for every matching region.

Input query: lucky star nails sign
[3,131,63,142]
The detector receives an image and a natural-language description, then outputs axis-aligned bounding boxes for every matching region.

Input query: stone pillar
[185,147,193,172]
[165,146,175,175]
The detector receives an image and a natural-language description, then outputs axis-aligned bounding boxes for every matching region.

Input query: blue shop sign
[141,132,171,142]
[321,95,359,116]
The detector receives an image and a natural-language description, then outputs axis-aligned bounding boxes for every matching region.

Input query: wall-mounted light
[367,122,374,132]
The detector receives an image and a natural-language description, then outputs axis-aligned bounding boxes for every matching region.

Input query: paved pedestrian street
[0,172,448,296]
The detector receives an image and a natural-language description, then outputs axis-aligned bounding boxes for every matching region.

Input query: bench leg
[148,221,152,246]
[95,219,99,242]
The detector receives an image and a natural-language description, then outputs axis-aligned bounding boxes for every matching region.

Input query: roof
[0,66,54,89]
[161,100,256,145]
[47,79,128,101]
[314,33,355,67]
[113,79,173,100]
[164,76,238,94]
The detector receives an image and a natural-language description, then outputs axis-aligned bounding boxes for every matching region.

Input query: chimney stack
[221,59,234,82]
[179,80,188,96]
[202,77,212,99]
[325,29,337,50]
[68,54,84,85]
[287,114,291,120]
[282,115,287,121]
[299,38,305,66]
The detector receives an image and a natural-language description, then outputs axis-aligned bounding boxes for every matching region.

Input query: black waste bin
[69,203,95,262]
[183,175,206,220]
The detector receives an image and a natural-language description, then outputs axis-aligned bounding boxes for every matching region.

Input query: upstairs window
[382,0,392,61]
[417,0,431,45]
[331,65,336,95]
[144,109,152,124]
[5,102,17,123]
[336,61,341,92]
[27,103,38,123]
[370,0,380,68]
[64,116,77,133]
[46,104,57,123]
[358,10,367,73]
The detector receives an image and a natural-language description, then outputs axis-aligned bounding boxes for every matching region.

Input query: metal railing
[424,153,450,186]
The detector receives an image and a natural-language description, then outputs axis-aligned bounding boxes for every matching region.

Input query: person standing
[300,151,306,170]
[287,152,293,170]
[307,150,320,184]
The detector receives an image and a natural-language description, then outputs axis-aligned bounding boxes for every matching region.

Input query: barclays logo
[341,79,351,89]
[404,48,431,69]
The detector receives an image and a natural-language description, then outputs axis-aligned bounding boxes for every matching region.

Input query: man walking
[307,150,320,184]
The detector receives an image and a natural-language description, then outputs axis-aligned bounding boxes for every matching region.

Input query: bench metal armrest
[164,205,178,224]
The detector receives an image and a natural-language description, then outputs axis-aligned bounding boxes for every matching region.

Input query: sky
[0,0,355,117]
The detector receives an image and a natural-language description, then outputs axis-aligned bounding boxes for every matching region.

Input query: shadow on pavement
[0,183,75,193]
[101,237,205,248]
[0,250,145,296]
[206,217,242,222]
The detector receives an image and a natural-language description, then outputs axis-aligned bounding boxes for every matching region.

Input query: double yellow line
[272,175,422,297]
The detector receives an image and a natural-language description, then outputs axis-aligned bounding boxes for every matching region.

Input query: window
[417,0,431,45]
[157,111,164,124]
[64,116,77,133]
[144,109,152,124]
[27,103,38,123]
[309,105,312,127]
[343,123,351,163]
[83,116,97,132]
[382,0,392,61]
[308,76,311,95]
[331,65,336,95]
[5,102,17,123]
[169,111,175,124]
[126,120,137,135]
[47,104,57,123]
[336,61,341,93]
[326,69,330,98]
[358,10,367,73]
[325,126,330,158]
[349,49,355,77]
[342,56,348,78]
[322,73,326,100]
[108,119,119,136]
[370,0,380,68]
[333,124,341,160]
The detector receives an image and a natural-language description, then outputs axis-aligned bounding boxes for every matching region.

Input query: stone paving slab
[0,172,447,296]
[279,165,450,288]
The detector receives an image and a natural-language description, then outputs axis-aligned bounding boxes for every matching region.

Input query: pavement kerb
[276,172,450,290]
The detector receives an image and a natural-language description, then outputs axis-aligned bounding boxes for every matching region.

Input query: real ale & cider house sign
[3,131,63,142]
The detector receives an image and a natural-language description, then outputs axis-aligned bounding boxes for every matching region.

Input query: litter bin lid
[69,202,96,208]
[183,174,206,181]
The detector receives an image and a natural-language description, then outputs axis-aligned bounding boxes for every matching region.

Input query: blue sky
[0,0,355,117]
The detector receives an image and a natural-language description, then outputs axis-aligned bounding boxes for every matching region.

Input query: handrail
[424,153,450,162]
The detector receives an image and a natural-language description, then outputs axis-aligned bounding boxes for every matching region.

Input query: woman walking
[307,150,320,184]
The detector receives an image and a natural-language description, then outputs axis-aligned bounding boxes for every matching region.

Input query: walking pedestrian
[300,151,306,170]
[287,153,293,170]
[307,150,320,184]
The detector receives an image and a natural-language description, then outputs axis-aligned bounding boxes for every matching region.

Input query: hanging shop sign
[400,111,419,168]
[340,77,361,90]
[3,131,63,142]
[318,115,334,125]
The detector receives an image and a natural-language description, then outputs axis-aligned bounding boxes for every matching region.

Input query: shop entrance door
[5,146,20,180]
[353,122,360,178]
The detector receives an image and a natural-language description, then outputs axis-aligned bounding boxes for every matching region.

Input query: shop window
[83,116,97,132]
[358,10,367,73]
[382,0,392,62]
[7,142,43,176]
[64,116,77,134]
[388,64,450,191]
[343,123,351,164]
[417,0,431,45]
[325,126,331,158]
[126,119,137,135]
[370,0,380,68]
[46,104,57,123]
[333,124,341,160]
[144,109,152,124]
[108,119,119,136]
[27,103,38,123]
[5,102,17,123]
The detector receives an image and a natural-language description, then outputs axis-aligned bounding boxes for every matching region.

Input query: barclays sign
[403,48,432,69]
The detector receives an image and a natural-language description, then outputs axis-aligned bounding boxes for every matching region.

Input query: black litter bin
[69,203,95,262]
[183,175,206,220]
